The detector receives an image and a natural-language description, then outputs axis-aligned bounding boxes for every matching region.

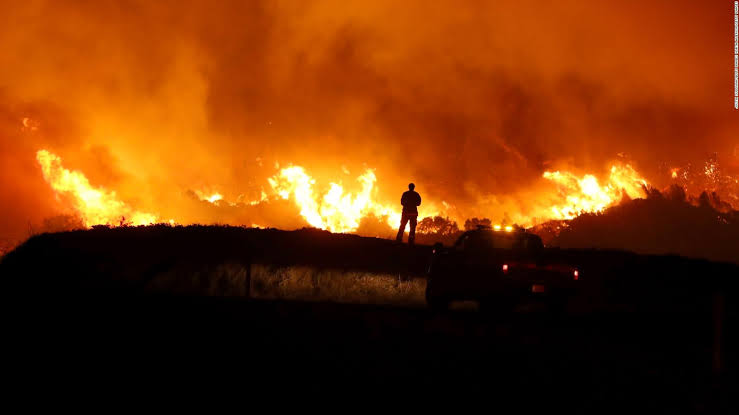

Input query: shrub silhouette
[552,185,738,263]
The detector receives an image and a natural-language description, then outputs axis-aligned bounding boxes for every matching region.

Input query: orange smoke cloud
[0,1,737,242]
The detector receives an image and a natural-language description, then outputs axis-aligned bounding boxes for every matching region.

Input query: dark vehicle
[426,226,580,312]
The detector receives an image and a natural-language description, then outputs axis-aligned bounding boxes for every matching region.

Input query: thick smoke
[0,0,737,242]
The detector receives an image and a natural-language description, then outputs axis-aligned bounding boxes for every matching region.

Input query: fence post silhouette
[245,256,252,299]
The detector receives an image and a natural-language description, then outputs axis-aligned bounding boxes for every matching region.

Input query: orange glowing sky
[0,0,737,242]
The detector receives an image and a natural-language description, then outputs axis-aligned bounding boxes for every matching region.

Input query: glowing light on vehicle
[573,270,579,280]
[532,284,546,293]
[502,264,509,272]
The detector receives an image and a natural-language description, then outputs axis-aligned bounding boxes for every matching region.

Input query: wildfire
[542,164,648,220]
[35,147,658,235]
[36,150,158,227]
[194,190,223,204]
[268,166,403,232]
[194,189,268,207]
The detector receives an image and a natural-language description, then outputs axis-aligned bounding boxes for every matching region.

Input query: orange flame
[36,150,158,227]
[542,164,648,220]
[36,147,654,234]
[194,190,223,204]
[267,166,406,232]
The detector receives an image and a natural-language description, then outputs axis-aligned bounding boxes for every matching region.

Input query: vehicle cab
[427,226,579,312]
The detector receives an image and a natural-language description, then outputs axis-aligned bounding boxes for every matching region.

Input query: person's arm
[417,194,422,206]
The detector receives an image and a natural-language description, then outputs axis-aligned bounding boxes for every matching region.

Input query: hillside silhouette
[407,185,739,264]
[2,224,737,408]
[550,185,739,263]
[1,223,736,314]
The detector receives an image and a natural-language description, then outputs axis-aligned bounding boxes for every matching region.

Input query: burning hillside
[36,150,159,227]
[28,146,739,258]
[32,147,661,234]
[541,164,648,220]
[549,185,739,263]
[0,1,737,256]
[3,3,739,406]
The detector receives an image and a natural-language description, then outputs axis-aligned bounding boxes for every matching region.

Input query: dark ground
[1,225,737,410]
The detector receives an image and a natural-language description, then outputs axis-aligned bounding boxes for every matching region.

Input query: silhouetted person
[396,183,421,245]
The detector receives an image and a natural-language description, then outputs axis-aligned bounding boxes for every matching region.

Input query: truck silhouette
[426,226,581,312]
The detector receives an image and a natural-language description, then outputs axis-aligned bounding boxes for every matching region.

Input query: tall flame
[36,150,158,227]
[542,164,648,220]
[268,166,402,232]
[36,147,654,234]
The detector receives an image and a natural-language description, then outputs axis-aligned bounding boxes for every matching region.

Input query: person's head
[408,183,415,191]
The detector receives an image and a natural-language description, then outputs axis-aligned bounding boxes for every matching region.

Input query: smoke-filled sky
[0,0,737,241]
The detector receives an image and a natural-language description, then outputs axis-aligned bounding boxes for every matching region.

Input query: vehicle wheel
[425,279,447,311]
[425,287,449,311]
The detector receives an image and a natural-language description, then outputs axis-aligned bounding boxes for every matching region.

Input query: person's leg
[396,214,409,242]
[408,215,417,246]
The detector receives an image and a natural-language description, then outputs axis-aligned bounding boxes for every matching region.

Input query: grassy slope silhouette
[2,224,737,407]
[1,224,736,312]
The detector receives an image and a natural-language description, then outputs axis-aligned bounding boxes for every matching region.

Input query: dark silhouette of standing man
[396,183,421,245]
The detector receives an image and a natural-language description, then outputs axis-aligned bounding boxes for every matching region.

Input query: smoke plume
[0,0,737,242]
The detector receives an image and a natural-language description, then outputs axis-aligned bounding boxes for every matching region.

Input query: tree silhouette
[463,217,491,231]
[417,216,459,235]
